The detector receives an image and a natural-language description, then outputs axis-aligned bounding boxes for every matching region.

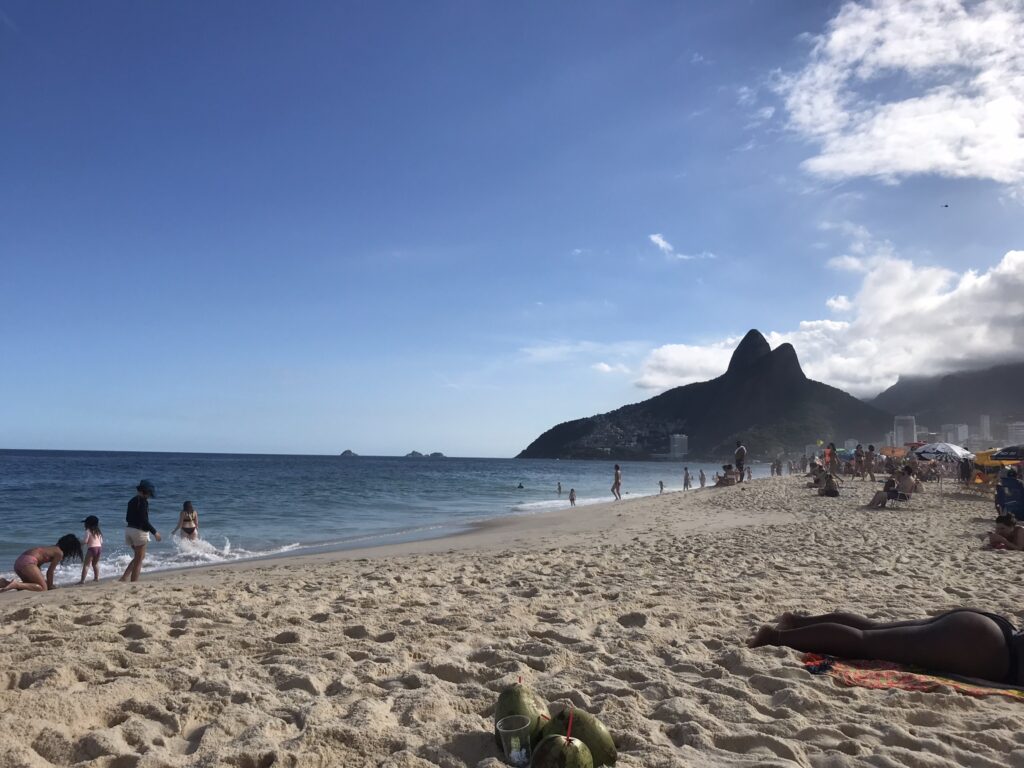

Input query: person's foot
[747,625,778,648]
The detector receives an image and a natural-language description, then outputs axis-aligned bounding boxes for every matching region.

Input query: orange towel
[802,653,1024,701]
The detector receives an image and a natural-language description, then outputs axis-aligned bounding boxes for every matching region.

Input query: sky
[1,0,1022,457]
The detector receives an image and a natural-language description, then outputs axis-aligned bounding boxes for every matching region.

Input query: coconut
[493,683,549,749]
[540,707,616,766]
[530,735,594,768]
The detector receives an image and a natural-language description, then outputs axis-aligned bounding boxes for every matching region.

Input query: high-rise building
[1008,422,1024,445]
[941,423,969,444]
[669,434,689,458]
[894,415,916,447]
[980,414,992,439]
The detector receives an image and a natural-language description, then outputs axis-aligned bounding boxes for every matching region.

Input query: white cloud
[777,0,1024,186]
[636,237,1024,396]
[827,255,868,272]
[648,234,716,261]
[648,233,674,254]
[635,341,739,389]
[737,86,757,106]
[592,362,630,374]
[691,52,705,65]
[826,294,854,311]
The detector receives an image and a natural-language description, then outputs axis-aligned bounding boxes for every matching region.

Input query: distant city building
[669,434,689,459]
[941,423,969,445]
[967,435,996,452]
[843,439,858,451]
[1008,422,1024,445]
[894,415,917,447]
[885,431,895,447]
[980,414,992,440]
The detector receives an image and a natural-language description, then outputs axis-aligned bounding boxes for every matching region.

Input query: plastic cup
[496,714,532,766]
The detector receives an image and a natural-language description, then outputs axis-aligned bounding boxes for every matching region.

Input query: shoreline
[8,484,743,595]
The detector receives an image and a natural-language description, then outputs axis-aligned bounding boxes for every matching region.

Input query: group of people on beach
[0,480,201,593]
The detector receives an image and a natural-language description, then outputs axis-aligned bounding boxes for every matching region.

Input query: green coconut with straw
[531,707,594,768]
[494,678,549,749]
[540,705,616,766]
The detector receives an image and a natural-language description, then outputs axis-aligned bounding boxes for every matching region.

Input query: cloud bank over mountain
[637,243,1024,397]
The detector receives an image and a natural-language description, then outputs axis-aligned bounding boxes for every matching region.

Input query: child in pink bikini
[80,515,103,583]
[0,535,82,592]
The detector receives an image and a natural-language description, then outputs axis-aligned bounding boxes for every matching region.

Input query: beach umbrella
[991,445,1024,461]
[913,442,974,462]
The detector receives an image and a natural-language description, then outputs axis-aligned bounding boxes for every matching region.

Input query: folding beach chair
[891,492,911,509]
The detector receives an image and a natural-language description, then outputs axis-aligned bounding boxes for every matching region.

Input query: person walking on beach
[557,482,562,496]
[611,464,622,500]
[568,488,576,507]
[1,535,82,593]
[684,468,692,490]
[865,444,877,482]
[659,480,664,494]
[699,469,706,488]
[79,515,103,583]
[734,441,747,482]
[120,479,162,583]
[172,501,200,541]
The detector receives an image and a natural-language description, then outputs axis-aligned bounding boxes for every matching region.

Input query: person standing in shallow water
[699,469,706,488]
[683,468,692,490]
[611,464,622,500]
[120,479,162,583]
[568,488,576,507]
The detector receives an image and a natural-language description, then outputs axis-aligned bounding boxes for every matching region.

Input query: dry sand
[2,476,1022,767]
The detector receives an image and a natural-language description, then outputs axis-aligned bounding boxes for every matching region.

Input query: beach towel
[802,653,1024,701]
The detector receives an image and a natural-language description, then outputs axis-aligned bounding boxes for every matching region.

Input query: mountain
[517,330,892,460]
[871,362,1024,434]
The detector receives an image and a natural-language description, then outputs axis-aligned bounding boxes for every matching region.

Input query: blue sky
[2,1,1023,456]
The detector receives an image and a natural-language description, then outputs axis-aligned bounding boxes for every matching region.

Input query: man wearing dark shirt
[120,479,162,582]
[735,441,747,482]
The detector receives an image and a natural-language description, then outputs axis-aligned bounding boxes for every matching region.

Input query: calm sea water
[0,451,764,584]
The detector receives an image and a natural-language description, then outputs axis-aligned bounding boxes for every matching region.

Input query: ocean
[0,450,763,584]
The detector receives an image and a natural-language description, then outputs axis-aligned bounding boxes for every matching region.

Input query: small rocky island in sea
[339,450,358,457]
[404,451,446,458]
[405,451,424,458]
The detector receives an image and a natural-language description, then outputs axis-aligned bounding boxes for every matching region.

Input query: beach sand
[2,476,1022,767]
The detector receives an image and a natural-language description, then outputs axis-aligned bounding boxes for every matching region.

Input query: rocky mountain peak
[726,329,771,374]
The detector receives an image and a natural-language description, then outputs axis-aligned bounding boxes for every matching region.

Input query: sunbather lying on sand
[987,514,1024,550]
[748,609,1024,685]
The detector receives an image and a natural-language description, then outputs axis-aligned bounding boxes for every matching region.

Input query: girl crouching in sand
[0,535,83,592]
[748,609,1023,685]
